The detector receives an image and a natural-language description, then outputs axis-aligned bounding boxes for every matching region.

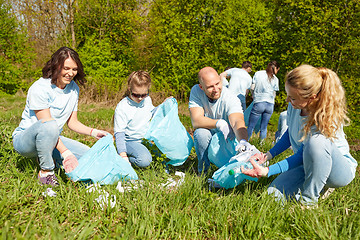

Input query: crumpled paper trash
[160,171,185,189]
[42,188,57,197]
[116,171,186,193]
[116,180,144,193]
[86,183,116,210]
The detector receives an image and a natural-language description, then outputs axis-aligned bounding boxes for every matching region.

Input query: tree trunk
[69,0,76,49]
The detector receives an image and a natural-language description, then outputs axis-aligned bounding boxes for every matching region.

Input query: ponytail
[266,60,280,81]
[286,65,349,141]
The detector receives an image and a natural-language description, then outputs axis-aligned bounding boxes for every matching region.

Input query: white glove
[61,149,79,173]
[216,119,231,140]
[90,128,108,139]
[235,139,254,153]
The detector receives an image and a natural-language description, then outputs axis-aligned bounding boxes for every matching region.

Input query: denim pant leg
[247,102,264,140]
[296,134,355,205]
[52,136,91,166]
[237,94,246,113]
[193,128,213,174]
[13,120,59,171]
[259,102,274,140]
[268,165,305,204]
[126,141,152,168]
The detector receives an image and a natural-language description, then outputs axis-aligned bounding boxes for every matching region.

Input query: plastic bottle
[228,166,241,175]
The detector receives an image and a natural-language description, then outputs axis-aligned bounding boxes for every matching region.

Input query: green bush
[0,0,34,94]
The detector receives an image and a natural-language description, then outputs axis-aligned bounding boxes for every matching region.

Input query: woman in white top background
[247,60,280,141]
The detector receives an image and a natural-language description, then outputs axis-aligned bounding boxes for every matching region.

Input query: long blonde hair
[286,65,349,140]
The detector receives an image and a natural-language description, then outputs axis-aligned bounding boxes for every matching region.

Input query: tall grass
[1,93,359,239]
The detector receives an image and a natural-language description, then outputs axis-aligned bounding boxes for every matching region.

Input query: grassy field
[1,92,359,239]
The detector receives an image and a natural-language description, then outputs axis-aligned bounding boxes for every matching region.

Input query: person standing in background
[220,61,252,111]
[247,60,280,142]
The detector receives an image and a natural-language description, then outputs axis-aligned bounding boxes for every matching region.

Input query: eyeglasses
[131,92,149,98]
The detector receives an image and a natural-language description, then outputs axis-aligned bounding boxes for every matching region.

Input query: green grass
[1,94,359,239]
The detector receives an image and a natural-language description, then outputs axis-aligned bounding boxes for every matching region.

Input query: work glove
[61,149,78,173]
[91,128,108,139]
[216,119,232,140]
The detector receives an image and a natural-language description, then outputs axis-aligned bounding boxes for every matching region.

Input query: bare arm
[67,111,93,135]
[189,107,218,130]
[220,71,228,80]
[228,112,248,141]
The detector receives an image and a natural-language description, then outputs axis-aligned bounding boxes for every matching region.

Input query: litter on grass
[86,172,186,209]
[86,183,116,210]
[42,188,57,197]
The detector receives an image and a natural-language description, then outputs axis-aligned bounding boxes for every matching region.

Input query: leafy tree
[0,0,34,94]
[74,0,144,66]
[270,0,360,112]
[203,0,276,72]
[73,0,147,96]
[10,0,70,68]
[78,35,128,99]
[147,0,278,100]
[146,0,207,99]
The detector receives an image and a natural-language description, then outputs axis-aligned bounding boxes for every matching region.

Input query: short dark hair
[42,47,86,86]
[242,61,252,69]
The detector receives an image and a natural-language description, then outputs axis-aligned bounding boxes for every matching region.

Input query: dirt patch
[349,139,360,151]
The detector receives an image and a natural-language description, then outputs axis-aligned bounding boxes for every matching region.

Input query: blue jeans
[247,102,274,140]
[193,128,215,174]
[237,94,246,113]
[126,141,152,168]
[267,133,355,205]
[13,120,90,171]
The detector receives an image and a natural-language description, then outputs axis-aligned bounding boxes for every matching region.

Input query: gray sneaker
[38,173,59,187]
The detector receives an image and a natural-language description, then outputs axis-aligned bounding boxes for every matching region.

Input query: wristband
[91,128,100,138]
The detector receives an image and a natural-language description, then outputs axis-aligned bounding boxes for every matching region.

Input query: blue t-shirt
[114,96,155,142]
[12,77,79,137]
[227,68,252,97]
[252,70,279,104]
[188,84,243,124]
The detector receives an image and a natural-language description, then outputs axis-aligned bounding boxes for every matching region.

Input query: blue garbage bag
[66,134,138,185]
[244,101,260,133]
[208,132,238,168]
[212,146,260,189]
[144,97,194,166]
